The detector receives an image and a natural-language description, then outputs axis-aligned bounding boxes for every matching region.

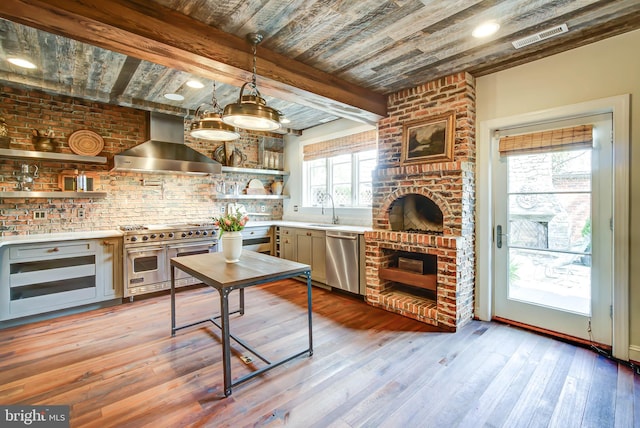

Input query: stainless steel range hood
[110,112,222,175]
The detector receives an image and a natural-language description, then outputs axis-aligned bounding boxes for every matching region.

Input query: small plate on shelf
[247,178,264,189]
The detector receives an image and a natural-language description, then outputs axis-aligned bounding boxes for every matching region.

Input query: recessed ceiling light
[163,93,184,101]
[472,21,500,38]
[186,80,204,89]
[7,57,36,69]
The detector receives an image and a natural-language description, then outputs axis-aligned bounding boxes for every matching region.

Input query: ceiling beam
[0,0,387,125]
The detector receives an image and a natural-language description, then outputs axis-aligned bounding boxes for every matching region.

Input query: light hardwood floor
[0,280,638,427]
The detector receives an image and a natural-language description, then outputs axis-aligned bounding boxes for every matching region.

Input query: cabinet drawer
[10,241,95,260]
[241,226,272,239]
[10,264,96,287]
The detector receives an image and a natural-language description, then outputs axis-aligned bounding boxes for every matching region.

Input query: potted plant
[213,209,249,263]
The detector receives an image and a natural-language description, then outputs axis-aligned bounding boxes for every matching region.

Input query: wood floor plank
[501,340,572,426]
[0,282,636,427]
[455,327,545,426]
[614,365,636,428]
[548,346,597,428]
[581,355,619,427]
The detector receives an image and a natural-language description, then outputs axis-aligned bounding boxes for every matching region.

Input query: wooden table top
[170,250,310,289]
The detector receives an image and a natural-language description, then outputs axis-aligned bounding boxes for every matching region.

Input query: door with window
[493,114,612,345]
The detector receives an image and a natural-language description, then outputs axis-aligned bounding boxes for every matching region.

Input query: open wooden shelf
[0,191,107,199]
[379,267,436,291]
[0,148,107,164]
[221,166,289,176]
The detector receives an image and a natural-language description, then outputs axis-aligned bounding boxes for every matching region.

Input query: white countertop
[248,220,371,234]
[0,221,370,248]
[0,230,123,248]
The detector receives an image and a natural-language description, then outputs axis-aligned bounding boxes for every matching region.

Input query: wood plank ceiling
[0,0,639,133]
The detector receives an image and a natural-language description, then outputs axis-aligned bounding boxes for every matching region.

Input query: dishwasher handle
[326,232,358,240]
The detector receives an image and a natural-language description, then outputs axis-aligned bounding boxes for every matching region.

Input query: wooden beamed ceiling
[1,0,639,131]
[0,0,386,126]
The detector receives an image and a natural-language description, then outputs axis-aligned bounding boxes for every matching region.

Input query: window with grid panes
[303,149,376,208]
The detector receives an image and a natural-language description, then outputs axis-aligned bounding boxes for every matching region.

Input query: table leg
[239,288,245,316]
[171,265,176,337]
[306,271,313,356]
[220,287,233,397]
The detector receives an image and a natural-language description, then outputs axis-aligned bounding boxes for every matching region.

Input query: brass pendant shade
[222,33,281,132]
[190,82,240,141]
[222,91,281,131]
[190,111,239,141]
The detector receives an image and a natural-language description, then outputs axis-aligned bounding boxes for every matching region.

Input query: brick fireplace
[365,73,476,331]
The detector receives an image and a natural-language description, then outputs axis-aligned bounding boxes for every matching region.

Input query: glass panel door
[493,114,612,344]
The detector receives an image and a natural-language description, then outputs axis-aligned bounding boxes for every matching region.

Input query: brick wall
[365,72,476,330]
[0,85,284,235]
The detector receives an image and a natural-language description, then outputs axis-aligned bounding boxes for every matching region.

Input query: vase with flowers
[214,208,249,263]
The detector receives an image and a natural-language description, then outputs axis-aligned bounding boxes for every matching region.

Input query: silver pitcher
[14,163,39,191]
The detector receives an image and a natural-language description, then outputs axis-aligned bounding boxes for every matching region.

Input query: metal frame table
[170,250,313,397]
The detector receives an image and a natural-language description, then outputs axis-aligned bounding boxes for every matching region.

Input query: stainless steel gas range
[120,223,219,299]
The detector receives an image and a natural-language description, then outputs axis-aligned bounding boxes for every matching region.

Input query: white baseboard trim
[629,345,640,364]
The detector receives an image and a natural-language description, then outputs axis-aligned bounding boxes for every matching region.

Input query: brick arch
[377,186,455,235]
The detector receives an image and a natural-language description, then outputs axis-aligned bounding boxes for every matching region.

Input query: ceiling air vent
[512,23,569,49]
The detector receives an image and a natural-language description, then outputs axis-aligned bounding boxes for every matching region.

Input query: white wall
[476,29,640,359]
[283,118,376,226]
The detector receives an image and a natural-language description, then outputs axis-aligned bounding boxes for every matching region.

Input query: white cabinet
[0,238,122,322]
[279,227,298,262]
[295,229,327,284]
[99,238,123,298]
[278,227,326,284]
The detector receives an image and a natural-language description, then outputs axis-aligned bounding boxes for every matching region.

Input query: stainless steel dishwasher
[325,231,360,293]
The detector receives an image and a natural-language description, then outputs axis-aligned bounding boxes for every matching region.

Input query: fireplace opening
[379,250,438,300]
[388,194,443,233]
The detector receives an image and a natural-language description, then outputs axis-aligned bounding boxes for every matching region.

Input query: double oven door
[125,240,217,297]
[125,245,167,294]
[166,241,218,281]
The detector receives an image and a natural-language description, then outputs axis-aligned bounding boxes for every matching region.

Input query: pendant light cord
[251,42,258,88]
[211,81,223,114]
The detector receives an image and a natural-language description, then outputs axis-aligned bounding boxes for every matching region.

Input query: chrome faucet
[321,192,339,224]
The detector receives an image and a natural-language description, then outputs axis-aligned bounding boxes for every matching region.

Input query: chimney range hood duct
[110,112,222,175]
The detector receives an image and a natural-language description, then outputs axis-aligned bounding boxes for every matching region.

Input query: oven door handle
[126,247,165,254]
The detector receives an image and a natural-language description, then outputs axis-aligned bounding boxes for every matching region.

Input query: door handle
[496,225,508,248]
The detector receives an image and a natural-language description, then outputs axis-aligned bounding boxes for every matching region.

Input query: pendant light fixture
[222,33,281,131]
[190,81,240,141]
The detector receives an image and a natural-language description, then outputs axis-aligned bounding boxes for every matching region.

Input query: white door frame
[476,94,630,360]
